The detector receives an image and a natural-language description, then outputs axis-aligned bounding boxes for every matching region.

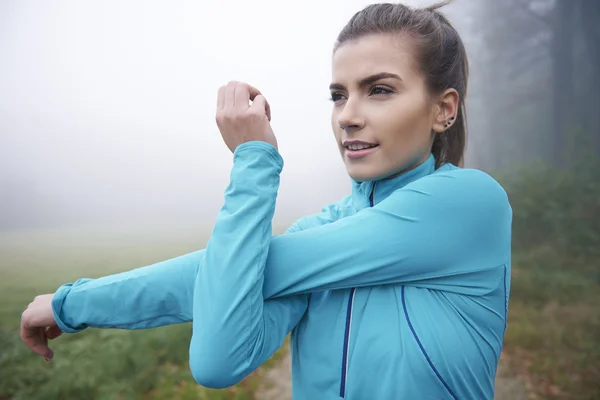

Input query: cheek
[373,99,433,162]
[380,96,431,141]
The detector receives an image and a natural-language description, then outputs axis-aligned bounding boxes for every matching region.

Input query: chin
[345,165,384,182]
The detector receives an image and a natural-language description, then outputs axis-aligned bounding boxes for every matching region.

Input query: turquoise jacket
[52,141,512,399]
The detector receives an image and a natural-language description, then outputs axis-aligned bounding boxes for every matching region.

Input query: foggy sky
[0,0,465,234]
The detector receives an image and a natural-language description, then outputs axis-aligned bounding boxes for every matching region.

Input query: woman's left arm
[190,140,298,388]
[189,140,511,387]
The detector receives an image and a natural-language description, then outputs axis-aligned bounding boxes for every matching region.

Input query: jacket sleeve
[189,141,306,388]
[51,221,317,334]
[261,165,512,298]
[51,250,204,333]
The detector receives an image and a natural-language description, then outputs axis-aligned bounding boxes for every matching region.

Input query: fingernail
[44,357,50,362]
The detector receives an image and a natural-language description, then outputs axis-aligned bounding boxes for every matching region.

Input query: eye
[329,92,346,103]
[369,85,393,96]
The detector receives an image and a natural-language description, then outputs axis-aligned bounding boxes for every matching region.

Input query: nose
[337,98,365,133]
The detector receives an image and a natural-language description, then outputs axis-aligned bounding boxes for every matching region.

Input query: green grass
[0,227,287,400]
[503,247,600,400]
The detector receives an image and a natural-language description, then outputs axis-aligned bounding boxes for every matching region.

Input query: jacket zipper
[339,183,375,398]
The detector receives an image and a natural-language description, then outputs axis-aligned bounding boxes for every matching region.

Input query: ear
[431,88,459,134]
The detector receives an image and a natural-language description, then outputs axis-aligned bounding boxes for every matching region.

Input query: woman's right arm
[20,249,207,360]
[48,206,334,333]
[20,215,322,360]
[50,249,205,332]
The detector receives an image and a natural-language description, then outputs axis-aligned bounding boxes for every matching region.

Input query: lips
[342,140,379,159]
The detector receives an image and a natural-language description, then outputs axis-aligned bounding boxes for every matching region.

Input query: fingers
[245,84,262,101]
[265,99,271,122]
[245,84,271,121]
[218,81,271,121]
[217,85,226,112]
[228,81,260,108]
[234,82,251,110]
[224,81,237,110]
[20,320,53,359]
[249,95,267,116]
[232,82,260,110]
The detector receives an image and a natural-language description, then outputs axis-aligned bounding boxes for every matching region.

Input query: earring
[444,115,455,130]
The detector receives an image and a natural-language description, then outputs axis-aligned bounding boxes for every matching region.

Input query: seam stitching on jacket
[402,286,459,400]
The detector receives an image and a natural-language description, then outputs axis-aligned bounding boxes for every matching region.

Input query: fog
[0,0,450,234]
[2,0,598,235]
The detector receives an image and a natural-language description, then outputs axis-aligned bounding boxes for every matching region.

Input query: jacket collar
[351,153,436,209]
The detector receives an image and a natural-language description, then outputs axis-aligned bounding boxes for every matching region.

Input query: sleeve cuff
[51,283,86,333]
[233,141,283,170]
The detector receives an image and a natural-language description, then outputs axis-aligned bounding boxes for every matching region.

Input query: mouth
[342,140,379,159]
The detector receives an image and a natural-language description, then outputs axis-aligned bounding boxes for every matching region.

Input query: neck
[380,151,434,181]
[351,153,436,209]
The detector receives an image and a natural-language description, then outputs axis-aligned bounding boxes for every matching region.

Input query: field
[0,227,287,400]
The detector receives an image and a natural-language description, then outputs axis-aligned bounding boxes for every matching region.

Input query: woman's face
[330,33,440,182]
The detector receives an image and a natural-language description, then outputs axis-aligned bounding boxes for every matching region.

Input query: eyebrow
[329,72,402,91]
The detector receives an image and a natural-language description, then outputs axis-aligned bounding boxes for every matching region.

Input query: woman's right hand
[20,294,62,361]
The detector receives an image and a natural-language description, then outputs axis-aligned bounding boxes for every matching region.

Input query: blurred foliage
[0,319,286,399]
[465,0,599,171]
[0,239,287,400]
[495,143,600,399]
[504,158,600,263]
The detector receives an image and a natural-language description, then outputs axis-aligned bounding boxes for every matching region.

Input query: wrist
[234,141,283,169]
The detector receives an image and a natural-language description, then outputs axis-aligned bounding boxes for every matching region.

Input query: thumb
[250,94,271,121]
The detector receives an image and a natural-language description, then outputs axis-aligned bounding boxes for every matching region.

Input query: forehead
[331,33,419,84]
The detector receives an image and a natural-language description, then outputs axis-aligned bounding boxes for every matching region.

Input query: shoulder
[378,165,512,263]
[427,164,506,192]
[413,164,508,203]
[383,164,512,219]
[285,195,353,234]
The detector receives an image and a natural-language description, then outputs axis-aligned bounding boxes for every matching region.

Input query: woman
[21,2,512,399]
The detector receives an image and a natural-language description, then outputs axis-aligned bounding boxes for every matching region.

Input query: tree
[465,0,599,171]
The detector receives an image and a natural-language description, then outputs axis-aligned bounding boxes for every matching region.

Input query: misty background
[1,0,598,235]
[0,0,398,234]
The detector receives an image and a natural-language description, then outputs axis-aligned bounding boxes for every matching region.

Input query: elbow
[188,339,251,389]
[189,361,242,389]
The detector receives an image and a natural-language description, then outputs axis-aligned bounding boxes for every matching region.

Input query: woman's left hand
[216,81,278,153]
